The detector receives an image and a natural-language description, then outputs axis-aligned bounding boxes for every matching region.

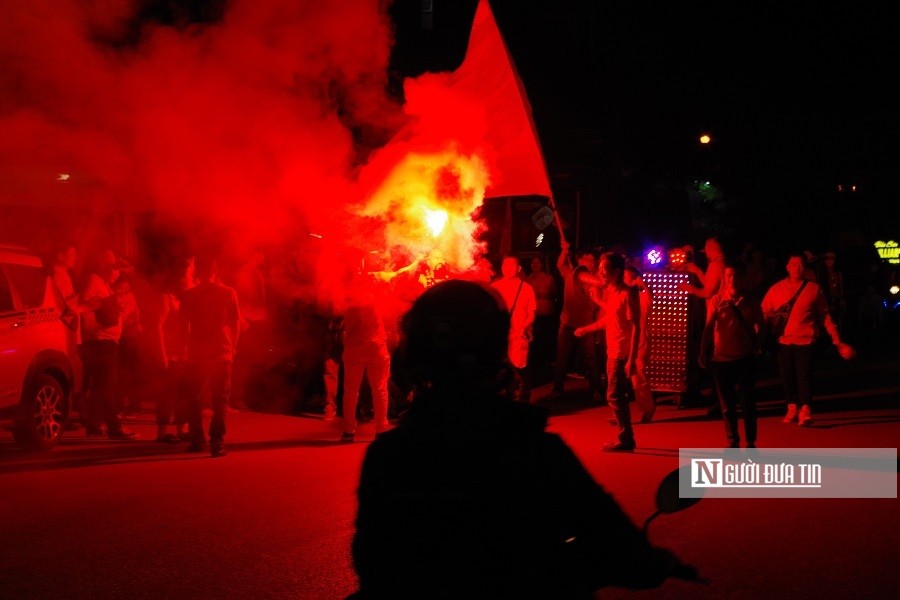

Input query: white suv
[0,244,75,450]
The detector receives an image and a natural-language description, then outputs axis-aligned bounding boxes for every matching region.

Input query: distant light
[851,184,857,192]
[57,173,70,181]
[308,233,323,239]
[669,247,688,267]
[699,134,711,144]
[535,233,544,247]
[646,248,663,266]
[890,286,899,295]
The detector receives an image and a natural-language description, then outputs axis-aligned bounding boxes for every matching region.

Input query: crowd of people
[49,242,243,457]
[43,233,896,458]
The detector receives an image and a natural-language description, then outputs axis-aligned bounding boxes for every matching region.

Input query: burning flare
[423,207,448,237]
[356,146,490,281]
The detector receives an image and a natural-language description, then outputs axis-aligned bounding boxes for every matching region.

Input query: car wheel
[13,373,68,451]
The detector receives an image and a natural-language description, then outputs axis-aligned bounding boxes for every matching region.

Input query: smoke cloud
[1,0,500,321]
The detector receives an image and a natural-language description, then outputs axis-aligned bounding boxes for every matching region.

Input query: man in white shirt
[492,256,536,402]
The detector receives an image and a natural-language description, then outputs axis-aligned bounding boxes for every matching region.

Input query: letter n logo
[692,459,722,487]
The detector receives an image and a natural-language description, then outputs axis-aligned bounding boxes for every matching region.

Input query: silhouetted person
[79,249,137,439]
[551,241,603,402]
[339,271,392,442]
[525,254,558,375]
[181,255,241,457]
[349,280,689,599]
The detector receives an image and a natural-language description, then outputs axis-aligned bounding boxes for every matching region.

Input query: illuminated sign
[874,240,899,264]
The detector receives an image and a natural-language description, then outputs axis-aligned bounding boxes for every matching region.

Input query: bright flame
[356,147,491,281]
[424,207,448,237]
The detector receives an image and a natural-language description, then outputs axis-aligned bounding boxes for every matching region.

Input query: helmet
[399,280,509,388]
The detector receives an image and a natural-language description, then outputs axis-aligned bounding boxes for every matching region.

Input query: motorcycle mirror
[643,467,703,532]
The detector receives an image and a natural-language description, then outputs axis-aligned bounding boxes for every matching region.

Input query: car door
[0,266,29,412]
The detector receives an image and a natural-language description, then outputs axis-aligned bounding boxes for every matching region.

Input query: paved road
[1,346,897,599]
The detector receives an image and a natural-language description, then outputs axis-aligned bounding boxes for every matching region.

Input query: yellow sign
[874,240,899,264]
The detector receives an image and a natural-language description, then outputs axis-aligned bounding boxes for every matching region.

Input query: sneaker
[323,405,337,421]
[798,405,813,427]
[602,440,636,453]
[340,432,355,443]
[783,403,798,424]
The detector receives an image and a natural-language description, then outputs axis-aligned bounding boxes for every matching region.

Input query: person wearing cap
[79,249,137,439]
[349,280,695,599]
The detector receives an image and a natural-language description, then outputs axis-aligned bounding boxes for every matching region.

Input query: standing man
[525,255,558,378]
[680,236,726,415]
[699,262,765,448]
[181,255,241,457]
[624,266,655,424]
[492,256,537,402]
[761,253,855,427]
[576,252,641,452]
[339,271,392,443]
[551,241,603,402]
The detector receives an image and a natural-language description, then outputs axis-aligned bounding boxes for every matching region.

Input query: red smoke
[1,0,498,317]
